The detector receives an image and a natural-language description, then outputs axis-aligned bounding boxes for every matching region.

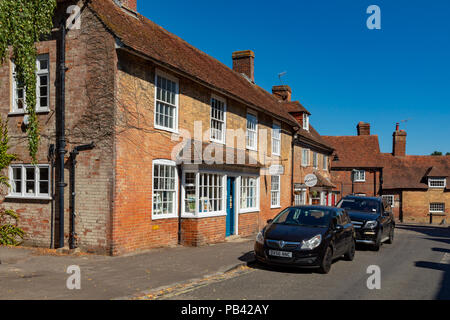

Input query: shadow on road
[399,224,450,300]
[238,250,347,275]
[415,259,450,300]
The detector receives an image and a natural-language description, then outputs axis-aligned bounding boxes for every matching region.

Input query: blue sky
[138,0,450,155]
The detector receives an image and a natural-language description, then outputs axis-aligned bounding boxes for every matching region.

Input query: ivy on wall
[0,0,56,162]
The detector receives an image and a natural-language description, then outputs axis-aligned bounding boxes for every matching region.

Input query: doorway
[226,177,236,237]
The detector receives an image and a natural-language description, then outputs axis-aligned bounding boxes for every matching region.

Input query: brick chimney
[357,122,371,136]
[232,50,255,83]
[393,123,407,157]
[272,85,292,102]
[116,0,137,11]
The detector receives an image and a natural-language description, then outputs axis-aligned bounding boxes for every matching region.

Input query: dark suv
[254,206,356,274]
[337,196,395,251]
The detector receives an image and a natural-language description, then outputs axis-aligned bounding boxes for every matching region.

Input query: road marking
[135,265,254,300]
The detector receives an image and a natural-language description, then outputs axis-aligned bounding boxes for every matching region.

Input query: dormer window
[428,178,446,188]
[302,113,309,131]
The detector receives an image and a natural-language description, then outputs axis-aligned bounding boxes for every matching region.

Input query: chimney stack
[357,122,371,136]
[232,50,255,83]
[272,85,292,102]
[393,123,407,157]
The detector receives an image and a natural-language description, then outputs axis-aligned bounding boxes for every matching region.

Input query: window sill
[246,146,258,152]
[239,208,259,214]
[5,195,52,201]
[210,138,225,145]
[151,214,179,220]
[8,109,50,116]
[270,205,281,209]
[181,212,227,219]
[154,124,179,135]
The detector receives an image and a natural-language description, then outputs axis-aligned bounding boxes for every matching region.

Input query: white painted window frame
[428,177,446,189]
[154,69,179,133]
[152,159,178,220]
[270,175,281,208]
[7,164,51,200]
[323,155,328,171]
[210,94,227,144]
[11,54,50,114]
[246,110,258,151]
[302,113,309,131]
[429,203,445,213]
[239,176,260,213]
[271,121,281,157]
[353,170,366,182]
[301,148,310,167]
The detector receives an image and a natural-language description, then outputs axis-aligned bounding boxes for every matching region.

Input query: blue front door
[226,177,236,237]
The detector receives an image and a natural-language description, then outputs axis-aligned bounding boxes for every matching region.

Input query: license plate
[268,250,293,258]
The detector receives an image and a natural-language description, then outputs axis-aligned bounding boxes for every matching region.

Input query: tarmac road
[164,224,450,300]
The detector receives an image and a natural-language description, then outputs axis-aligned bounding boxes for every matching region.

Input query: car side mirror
[267,219,273,224]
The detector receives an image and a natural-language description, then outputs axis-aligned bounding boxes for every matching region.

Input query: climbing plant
[0,117,23,246]
[0,0,57,162]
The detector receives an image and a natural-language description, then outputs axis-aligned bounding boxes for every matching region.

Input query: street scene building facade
[0,0,448,256]
[324,123,450,223]
[0,0,335,255]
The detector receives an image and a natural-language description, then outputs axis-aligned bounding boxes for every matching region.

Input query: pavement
[0,236,255,300]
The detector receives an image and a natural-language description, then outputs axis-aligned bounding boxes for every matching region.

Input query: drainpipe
[291,128,300,205]
[177,166,183,245]
[58,21,67,249]
[69,143,95,249]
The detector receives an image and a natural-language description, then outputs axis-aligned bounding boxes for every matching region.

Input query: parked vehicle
[336,195,395,251]
[254,206,356,274]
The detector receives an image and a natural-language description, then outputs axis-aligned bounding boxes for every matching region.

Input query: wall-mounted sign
[305,174,318,187]
[269,165,284,176]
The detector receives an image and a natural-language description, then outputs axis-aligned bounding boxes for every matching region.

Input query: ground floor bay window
[181,169,260,219]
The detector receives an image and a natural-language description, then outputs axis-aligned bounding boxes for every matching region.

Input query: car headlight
[301,234,322,250]
[365,220,378,229]
[256,231,264,245]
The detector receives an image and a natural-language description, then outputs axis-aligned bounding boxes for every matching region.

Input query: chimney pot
[232,50,255,83]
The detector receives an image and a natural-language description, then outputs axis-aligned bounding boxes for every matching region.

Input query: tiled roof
[89,0,298,127]
[321,135,382,168]
[283,101,311,115]
[380,154,450,190]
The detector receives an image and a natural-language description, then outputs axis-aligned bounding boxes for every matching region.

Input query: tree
[431,151,443,156]
[0,117,24,245]
[0,0,57,162]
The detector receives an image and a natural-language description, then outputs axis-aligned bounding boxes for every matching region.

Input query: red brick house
[0,0,333,254]
[323,123,450,223]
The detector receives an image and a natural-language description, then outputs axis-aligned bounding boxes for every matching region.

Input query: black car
[254,206,356,274]
[337,195,395,251]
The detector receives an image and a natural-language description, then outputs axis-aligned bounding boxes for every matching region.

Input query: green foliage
[0,117,23,246]
[431,151,443,156]
[0,209,24,246]
[0,0,57,163]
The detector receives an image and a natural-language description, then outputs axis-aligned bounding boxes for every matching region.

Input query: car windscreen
[337,198,380,213]
[272,207,332,227]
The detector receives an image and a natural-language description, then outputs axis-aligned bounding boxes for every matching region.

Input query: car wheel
[386,225,395,244]
[372,231,382,251]
[344,239,356,261]
[319,246,333,274]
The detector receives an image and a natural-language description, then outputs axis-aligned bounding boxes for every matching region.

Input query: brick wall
[0,2,116,254]
[402,189,449,223]
[331,169,381,200]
